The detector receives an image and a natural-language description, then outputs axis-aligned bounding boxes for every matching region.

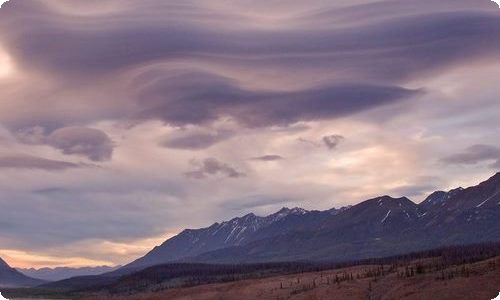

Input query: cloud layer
[0,154,80,170]
[442,144,500,169]
[185,158,245,179]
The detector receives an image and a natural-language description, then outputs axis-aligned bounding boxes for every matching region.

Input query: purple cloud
[0,154,80,171]
[441,144,500,169]
[250,155,284,162]
[322,135,345,150]
[185,158,245,179]
[47,127,114,162]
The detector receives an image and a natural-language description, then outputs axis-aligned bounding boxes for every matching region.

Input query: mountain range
[17,265,120,282]
[118,172,500,272]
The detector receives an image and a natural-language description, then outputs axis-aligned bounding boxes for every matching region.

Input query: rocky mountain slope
[121,207,312,271]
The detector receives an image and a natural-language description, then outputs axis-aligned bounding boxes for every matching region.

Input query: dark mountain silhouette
[0,257,45,287]
[112,172,500,270]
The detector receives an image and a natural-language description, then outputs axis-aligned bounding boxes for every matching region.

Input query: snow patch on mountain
[198,207,313,246]
[381,210,391,223]
[477,190,500,208]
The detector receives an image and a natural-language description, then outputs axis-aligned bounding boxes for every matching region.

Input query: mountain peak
[482,172,500,185]
[276,207,291,213]
[240,212,257,221]
[269,207,308,218]
[0,257,9,268]
[290,207,308,214]
[420,186,464,209]
[370,195,412,204]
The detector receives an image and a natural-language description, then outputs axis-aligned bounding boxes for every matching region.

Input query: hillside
[0,257,45,288]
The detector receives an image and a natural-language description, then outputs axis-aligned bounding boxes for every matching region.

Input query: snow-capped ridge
[420,187,464,209]
[267,207,308,219]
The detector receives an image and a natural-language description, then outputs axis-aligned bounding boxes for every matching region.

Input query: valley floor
[80,256,500,300]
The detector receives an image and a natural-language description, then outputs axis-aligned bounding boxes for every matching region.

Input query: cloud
[46,127,114,162]
[441,144,500,168]
[298,135,345,150]
[185,158,245,179]
[0,188,184,253]
[15,126,114,162]
[0,1,497,134]
[1,1,497,133]
[250,155,284,162]
[135,70,421,127]
[15,126,47,145]
[161,128,233,150]
[389,184,440,199]
[322,134,345,150]
[491,160,500,169]
[221,194,293,211]
[298,137,321,147]
[0,154,80,171]
[2,3,500,82]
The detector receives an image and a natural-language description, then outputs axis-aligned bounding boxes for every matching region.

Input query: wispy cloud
[441,144,500,169]
[250,155,284,162]
[0,154,80,171]
[185,158,245,179]
[322,135,345,150]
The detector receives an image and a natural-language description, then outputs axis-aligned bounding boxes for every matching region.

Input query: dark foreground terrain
[80,255,500,300]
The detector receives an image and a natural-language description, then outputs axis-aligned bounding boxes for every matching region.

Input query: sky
[0,0,499,269]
